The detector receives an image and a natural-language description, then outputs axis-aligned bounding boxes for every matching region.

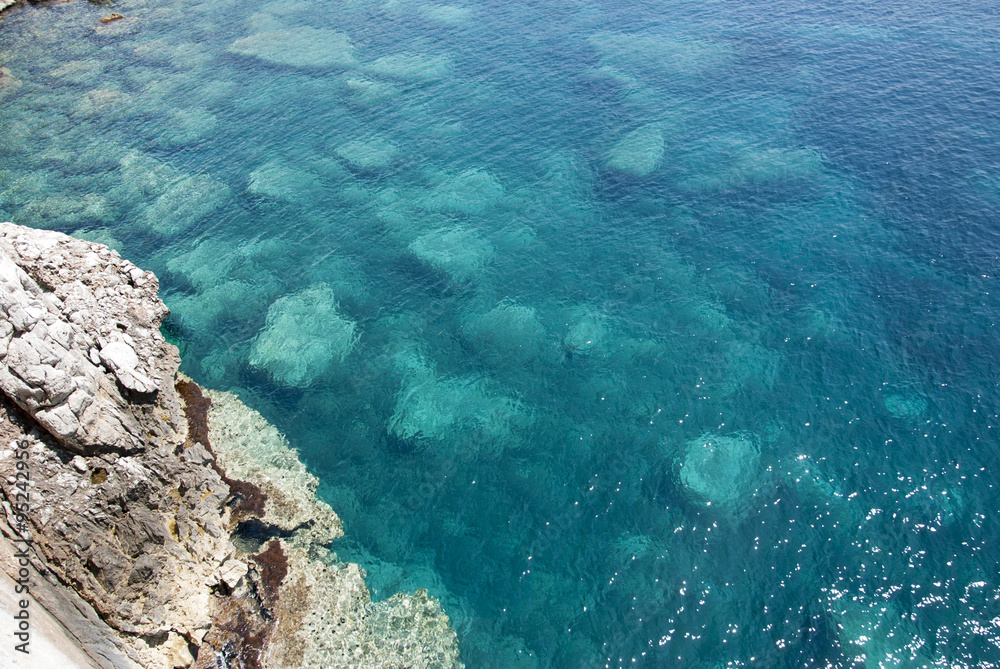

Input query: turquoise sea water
[3,0,1000,665]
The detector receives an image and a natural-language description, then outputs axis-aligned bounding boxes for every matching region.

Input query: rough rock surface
[0,223,463,668]
[204,391,463,668]
[204,387,342,545]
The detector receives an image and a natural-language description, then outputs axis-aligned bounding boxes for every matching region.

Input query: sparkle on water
[3,0,1000,665]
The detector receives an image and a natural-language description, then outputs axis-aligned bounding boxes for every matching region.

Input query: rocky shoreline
[0,222,463,668]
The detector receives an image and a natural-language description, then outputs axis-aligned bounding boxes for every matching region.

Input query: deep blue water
[3,0,1000,665]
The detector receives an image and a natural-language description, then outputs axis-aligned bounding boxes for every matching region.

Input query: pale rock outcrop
[0,224,172,454]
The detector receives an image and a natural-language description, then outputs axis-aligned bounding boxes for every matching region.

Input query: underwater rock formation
[139,173,229,237]
[336,137,401,170]
[419,168,505,216]
[229,28,358,69]
[340,75,402,107]
[883,392,928,421]
[677,136,824,191]
[679,431,767,518]
[605,124,665,177]
[249,283,360,388]
[408,226,495,284]
[0,65,24,99]
[367,53,454,82]
[462,299,546,363]
[418,4,472,25]
[561,306,609,356]
[387,347,526,455]
[587,32,732,78]
[0,223,462,668]
[248,159,325,204]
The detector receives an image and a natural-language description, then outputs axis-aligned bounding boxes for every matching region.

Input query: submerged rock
[462,299,546,363]
[605,124,665,177]
[156,107,219,146]
[418,3,472,25]
[336,136,401,170]
[830,596,930,667]
[248,159,325,203]
[679,432,766,517]
[883,392,927,420]
[337,137,400,170]
[387,348,526,454]
[367,53,454,81]
[340,75,403,107]
[138,172,230,236]
[168,279,275,333]
[72,86,134,119]
[0,65,22,99]
[229,28,358,68]
[420,168,505,215]
[562,307,608,356]
[47,59,104,86]
[678,136,824,191]
[249,283,359,388]
[587,32,731,78]
[17,192,113,227]
[408,226,495,283]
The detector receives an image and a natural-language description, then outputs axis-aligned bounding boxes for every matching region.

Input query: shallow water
[3,0,1000,665]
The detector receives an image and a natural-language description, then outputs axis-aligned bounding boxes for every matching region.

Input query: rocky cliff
[0,222,463,668]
